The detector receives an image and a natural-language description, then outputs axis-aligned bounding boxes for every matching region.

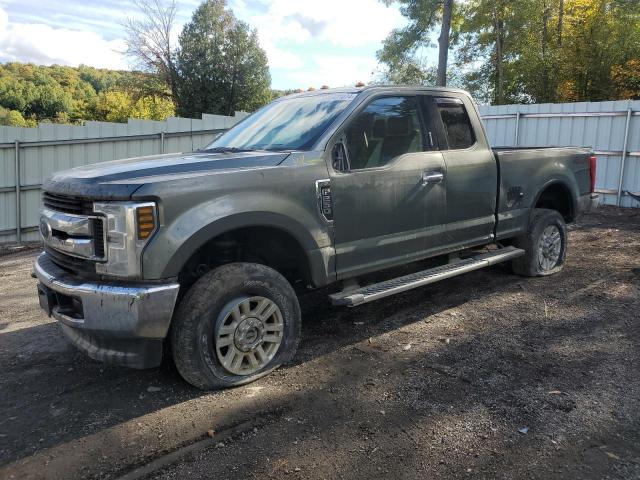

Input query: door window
[345,96,424,170]
[435,98,476,149]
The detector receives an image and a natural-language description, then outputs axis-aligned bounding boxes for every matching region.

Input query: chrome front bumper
[34,253,180,368]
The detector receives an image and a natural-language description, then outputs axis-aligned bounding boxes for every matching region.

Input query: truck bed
[492,146,593,240]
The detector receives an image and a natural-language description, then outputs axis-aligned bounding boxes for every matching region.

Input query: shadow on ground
[0,206,639,480]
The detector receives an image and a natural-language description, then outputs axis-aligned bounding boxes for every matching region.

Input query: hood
[43,151,291,199]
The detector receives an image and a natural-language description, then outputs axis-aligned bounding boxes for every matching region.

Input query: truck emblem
[39,218,52,239]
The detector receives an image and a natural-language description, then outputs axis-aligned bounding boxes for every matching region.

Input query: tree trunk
[492,4,505,104]
[557,0,565,47]
[167,58,179,106]
[228,68,238,116]
[437,0,454,86]
[542,1,550,101]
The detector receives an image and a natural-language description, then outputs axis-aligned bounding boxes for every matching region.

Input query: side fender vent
[315,179,333,223]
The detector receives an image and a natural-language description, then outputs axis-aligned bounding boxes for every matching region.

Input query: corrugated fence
[1,99,639,245]
[478,100,640,208]
[0,112,247,243]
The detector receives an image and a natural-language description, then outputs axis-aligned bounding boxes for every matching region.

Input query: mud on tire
[170,262,301,389]
[511,208,568,277]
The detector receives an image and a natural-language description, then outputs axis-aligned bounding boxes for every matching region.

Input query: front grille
[42,191,105,275]
[43,192,94,215]
[44,245,96,276]
[92,219,105,258]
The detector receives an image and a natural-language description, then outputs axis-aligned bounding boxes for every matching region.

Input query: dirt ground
[1,206,639,480]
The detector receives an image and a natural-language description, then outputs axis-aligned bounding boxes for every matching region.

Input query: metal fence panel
[3,100,638,243]
[479,100,640,208]
[0,112,245,243]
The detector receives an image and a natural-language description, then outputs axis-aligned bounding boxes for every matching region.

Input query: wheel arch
[160,212,332,289]
[532,180,578,223]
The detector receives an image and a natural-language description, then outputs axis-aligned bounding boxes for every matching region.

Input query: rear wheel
[511,208,567,277]
[171,263,301,389]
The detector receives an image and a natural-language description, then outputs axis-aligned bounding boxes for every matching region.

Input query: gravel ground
[1,206,639,480]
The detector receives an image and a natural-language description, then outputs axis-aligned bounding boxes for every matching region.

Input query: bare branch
[122,0,178,100]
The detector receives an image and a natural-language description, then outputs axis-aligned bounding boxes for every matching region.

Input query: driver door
[330,95,447,279]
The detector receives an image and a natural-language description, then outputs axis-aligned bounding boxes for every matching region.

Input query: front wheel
[511,208,568,277]
[171,263,301,389]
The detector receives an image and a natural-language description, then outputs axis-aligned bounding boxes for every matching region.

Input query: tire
[171,262,301,389]
[511,208,567,277]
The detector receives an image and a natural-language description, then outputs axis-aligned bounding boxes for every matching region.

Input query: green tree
[0,108,36,127]
[378,0,457,87]
[374,59,438,85]
[176,0,271,117]
[0,62,177,123]
[383,0,639,104]
[96,90,175,122]
[131,95,176,119]
[456,0,527,104]
[556,0,640,101]
[95,90,134,123]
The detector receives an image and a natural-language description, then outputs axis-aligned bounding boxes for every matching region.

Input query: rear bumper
[578,193,599,214]
[33,253,180,368]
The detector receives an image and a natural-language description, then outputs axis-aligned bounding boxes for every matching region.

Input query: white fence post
[616,107,632,206]
[14,140,21,243]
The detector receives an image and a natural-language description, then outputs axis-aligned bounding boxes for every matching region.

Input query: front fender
[141,192,334,285]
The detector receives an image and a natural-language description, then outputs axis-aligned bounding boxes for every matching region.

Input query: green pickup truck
[34,86,598,389]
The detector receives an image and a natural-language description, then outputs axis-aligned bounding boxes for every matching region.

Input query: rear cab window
[435,97,476,150]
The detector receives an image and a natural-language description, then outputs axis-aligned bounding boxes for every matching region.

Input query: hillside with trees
[0,0,274,128]
[0,63,175,126]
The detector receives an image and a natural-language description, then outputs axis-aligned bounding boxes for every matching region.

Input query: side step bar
[329,246,525,307]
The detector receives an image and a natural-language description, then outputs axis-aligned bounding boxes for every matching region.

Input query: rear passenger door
[330,95,447,279]
[432,95,497,248]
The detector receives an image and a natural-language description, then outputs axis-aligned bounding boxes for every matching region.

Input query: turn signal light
[136,206,156,240]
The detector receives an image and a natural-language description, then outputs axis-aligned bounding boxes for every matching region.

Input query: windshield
[205,93,358,152]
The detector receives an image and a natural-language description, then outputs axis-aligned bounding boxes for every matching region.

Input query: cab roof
[282,85,470,100]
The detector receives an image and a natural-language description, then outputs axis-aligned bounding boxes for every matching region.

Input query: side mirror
[332,142,348,172]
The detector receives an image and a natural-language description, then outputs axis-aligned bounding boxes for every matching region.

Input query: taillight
[589,155,597,193]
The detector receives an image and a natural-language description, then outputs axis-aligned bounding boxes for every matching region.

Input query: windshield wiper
[206,147,258,153]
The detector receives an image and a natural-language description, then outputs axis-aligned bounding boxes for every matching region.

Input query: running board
[330,246,524,307]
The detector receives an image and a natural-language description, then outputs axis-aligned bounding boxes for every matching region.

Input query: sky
[0,0,414,90]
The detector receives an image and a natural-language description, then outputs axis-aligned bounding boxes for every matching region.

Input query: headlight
[93,201,158,278]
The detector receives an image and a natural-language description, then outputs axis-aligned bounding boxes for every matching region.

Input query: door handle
[422,171,444,185]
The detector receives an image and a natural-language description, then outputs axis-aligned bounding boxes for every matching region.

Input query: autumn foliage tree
[612,59,640,99]
[381,0,640,104]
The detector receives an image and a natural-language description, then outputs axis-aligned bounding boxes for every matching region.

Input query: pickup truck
[34,86,598,389]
